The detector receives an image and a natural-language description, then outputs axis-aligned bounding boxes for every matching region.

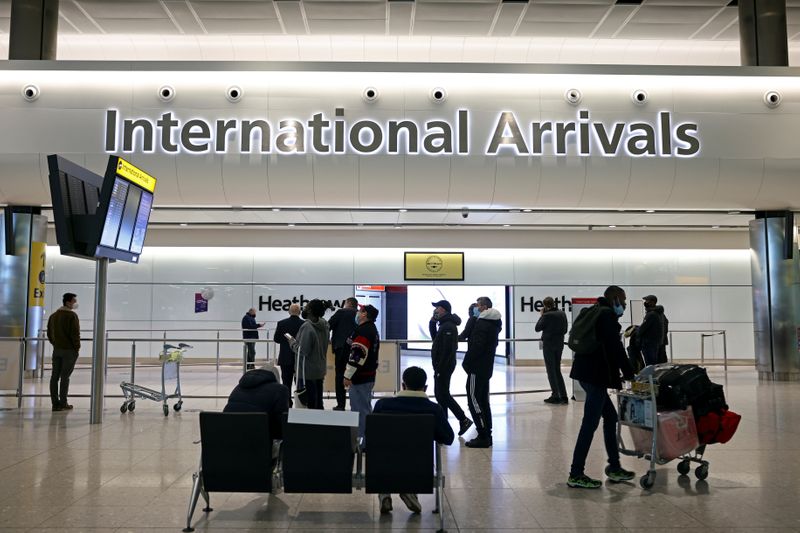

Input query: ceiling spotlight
[727,210,740,215]
[394,225,402,229]
[179,223,188,227]
[288,223,295,227]
[712,225,720,229]
[646,209,655,213]
[608,225,616,228]
[399,208,408,213]
[502,224,511,227]
[522,209,532,213]
[272,208,281,212]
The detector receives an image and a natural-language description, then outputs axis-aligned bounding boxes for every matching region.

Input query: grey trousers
[543,343,567,400]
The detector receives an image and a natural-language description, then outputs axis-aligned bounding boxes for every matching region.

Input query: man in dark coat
[567,285,636,489]
[328,297,358,410]
[241,307,264,370]
[224,365,290,440]
[47,292,81,411]
[535,296,569,404]
[429,300,473,436]
[373,366,455,515]
[273,303,304,390]
[462,296,502,448]
[638,295,664,366]
[655,302,670,364]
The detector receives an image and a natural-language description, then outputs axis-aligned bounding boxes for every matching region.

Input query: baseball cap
[360,304,379,321]
[431,300,451,314]
[643,295,658,303]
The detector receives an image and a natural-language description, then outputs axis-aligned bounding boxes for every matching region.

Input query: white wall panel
[715,158,764,208]
[580,157,632,208]
[403,154,451,207]
[667,158,720,208]
[514,250,614,285]
[313,155,358,207]
[267,155,315,207]
[710,286,754,323]
[354,248,404,284]
[151,248,253,283]
[447,156,497,209]
[492,156,541,208]
[222,154,271,206]
[538,157,586,207]
[358,156,405,207]
[624,158,676,208]
[709,251,751,285]
[107,284,153,321]
[252,248,354,285]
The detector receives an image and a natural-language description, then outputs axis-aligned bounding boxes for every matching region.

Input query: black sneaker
[458,418,473,436]
[605,466,635,483]
[557,398,569,405]
[567,474,602,489]
[543,396,559,404]
[465,436,492,448]
[332,406,345,411]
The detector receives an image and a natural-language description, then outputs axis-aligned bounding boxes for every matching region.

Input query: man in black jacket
[535,296,569,405]
[568,286,636,489]
[224,365,290,440]
[273,303,303,390]
[241,308,264,370]
[655,301,670,364]
[638,295,664,367]
[462,296,502,448]
[328,297,358,410]
[429,300,473,436]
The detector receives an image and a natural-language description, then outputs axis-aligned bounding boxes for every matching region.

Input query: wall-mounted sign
[104,108,700,158]
[405,252,464,281]
[27,242,46,307]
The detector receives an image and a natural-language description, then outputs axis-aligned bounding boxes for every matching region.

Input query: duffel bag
[691,382,728,418]
[696,409,741,445]
[639,364,713,410]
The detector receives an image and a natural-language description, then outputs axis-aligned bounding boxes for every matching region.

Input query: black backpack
[567,304,604,354]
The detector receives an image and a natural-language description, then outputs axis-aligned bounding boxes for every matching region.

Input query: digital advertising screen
[406,285,507,356]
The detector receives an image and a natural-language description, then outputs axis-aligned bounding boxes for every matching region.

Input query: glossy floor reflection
[1,364,799,532]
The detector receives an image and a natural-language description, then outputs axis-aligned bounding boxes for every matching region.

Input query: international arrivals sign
[104,108,700,158]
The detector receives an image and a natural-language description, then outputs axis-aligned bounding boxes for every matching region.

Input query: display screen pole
[90,257,109,424]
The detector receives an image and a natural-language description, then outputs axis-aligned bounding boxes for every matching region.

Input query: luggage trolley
[120,343,191,416]
[616,378,709,489]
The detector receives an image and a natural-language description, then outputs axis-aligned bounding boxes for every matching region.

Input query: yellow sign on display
[28,241,46,307]
[115,157,157,192]
[404,252,464,281]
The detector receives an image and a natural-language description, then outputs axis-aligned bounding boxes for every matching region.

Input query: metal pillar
[739,0,788,66]
[89,258,109,424]
[8,0,59,60]
[749,212,800,381]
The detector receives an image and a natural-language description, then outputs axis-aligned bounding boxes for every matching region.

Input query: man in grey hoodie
[290,299,330,409]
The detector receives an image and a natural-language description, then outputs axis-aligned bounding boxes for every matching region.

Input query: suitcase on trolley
[637,363,713,411]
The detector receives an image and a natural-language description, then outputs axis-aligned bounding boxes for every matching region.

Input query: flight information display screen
[94,157,157,263]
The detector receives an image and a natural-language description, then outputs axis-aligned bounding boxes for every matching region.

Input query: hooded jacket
[291,317,330,381]
[655,305,669,346]
[462,308,503,378]
[429,313,462,373]
[223,368,290,438]
[569,297,635,390]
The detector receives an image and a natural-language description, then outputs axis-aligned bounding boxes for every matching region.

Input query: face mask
[472,307,480,318]
[613,302,625,317]
[301,310,308,319]
[433,311,440,320]
[71,303,79,310]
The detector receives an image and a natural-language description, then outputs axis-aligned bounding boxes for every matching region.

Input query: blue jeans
[349,381,374,443]
[569,381,621,478]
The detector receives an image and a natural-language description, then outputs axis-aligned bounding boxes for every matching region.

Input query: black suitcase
[643,364,714,410]
[691,382,728,417]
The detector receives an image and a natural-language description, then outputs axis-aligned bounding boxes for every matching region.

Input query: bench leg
[183,471,202,532]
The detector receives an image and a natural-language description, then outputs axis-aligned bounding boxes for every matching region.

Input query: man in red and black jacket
[343,304,380,444]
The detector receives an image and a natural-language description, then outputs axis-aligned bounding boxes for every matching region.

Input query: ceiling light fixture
[287,223,295,227]
[179,223,188,227]
[712,225,720,229]
[272,208,281,212]
[646,209,655,213]
[503,224,511,227]
[522,209,532,213]
[608,225,616,228]
[727,210,741,215]
[399,209,407,213]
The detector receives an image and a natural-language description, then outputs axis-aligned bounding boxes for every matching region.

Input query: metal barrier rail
[667,329,728,370]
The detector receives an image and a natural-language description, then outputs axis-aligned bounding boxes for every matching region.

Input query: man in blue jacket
[373,366,454,515]
[242,308,264,370]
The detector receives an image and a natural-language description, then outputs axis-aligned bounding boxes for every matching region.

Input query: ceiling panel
[162,1,207,34]
[190,1,278,19]
[202,18,284,34]
[308,19,385,34]
[78,0,167,19]
[591,5,635,39]
[96,18,181,34]
[275,1,308,34]
[524,4,611,23]
[516,22,596,37]
[616,23,705,40]
[388,1,412,35]
[413,20,492,35]
[415,2,498,22]
[0,17,7,32]
[304,1,385,20]
[633,5,722,24]
[691,7,737,40]
[490,3,524,37]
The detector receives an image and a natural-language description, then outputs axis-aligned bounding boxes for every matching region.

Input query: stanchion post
[669,332,674,363]
[215,330,220,371]
[700,334,705,365]
[242,343,247,375]
[722,330,728,373]
[130,340,136,386]
[17,339,24,408]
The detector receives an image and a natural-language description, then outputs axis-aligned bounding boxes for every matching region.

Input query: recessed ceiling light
[287,223,295,227]
[503,224,511,227]
[522,209,532,213]
[712,225,720,229]
[393,225,401,229]
[608,225,616,228]
[646,209,655,213]
[399,209,407,213]
[179,223,188,227]
[272,208,281,212]
[727,210,740,215]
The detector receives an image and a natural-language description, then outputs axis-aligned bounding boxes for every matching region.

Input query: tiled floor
[1,360,798,532]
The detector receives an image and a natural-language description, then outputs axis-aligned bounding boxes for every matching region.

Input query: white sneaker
[399,493,421,514]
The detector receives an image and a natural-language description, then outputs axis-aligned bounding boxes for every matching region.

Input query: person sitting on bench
[223,365,290,440]
[372,366,455,515]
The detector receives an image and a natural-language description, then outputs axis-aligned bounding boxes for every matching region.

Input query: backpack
[567,304,604,354]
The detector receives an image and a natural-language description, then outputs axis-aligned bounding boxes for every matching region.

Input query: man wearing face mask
[638,295,664,367]
[328,297,359,411]
[429,300,473,436]
[344,304,380,445]
[47,293,81,412]
[242,308,265,370]
[462,296,502,448]
[567,285,636,489]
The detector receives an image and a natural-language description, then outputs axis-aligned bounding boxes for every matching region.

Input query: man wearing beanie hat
[430,300,473,436]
